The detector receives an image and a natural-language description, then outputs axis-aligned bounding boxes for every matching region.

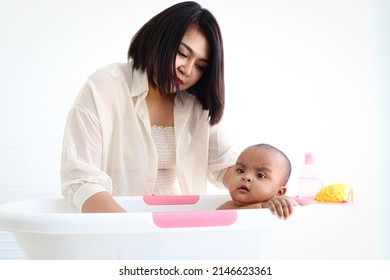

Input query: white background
[0,0,389,259]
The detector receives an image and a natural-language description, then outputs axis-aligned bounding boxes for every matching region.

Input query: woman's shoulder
[86,61,147,97]
[76,63,135,106]
[88,62,133,82]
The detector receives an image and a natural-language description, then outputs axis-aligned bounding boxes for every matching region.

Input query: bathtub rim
[0,196,358,235]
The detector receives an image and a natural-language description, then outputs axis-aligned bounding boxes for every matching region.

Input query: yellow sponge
[314,183,353,203]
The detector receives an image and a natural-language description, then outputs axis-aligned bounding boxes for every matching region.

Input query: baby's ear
[277,186,287,196]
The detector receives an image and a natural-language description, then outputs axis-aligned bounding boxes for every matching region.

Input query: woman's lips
[178,78,184,85]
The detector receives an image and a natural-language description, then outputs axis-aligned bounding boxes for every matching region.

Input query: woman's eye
[256,173,266,179]
[196,64,206,72]
[178,51,187,58]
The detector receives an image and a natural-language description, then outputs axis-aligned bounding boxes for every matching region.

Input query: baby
[218,143,298,219]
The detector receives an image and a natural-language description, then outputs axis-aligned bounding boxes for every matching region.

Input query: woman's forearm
[81,191,126,213]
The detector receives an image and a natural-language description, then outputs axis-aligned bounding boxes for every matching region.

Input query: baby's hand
[261,196,296,219]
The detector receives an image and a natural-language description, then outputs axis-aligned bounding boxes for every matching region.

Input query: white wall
[0,0,388,259]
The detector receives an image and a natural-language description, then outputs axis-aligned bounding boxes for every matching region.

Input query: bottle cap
[305,152,315,164]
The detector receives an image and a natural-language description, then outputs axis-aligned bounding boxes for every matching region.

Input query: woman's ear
[277,186,287,196]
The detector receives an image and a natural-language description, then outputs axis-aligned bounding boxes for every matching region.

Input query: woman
[61,1,237,213]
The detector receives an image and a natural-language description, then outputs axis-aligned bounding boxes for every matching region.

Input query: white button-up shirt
[61,62,238,210]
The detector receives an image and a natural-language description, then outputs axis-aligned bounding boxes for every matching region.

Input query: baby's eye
[236,168,245,174]
[256,173,266,179]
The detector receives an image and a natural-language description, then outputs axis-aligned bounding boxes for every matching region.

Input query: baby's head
[228,143,291,206]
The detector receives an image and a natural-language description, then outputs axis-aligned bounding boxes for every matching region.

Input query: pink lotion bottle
[299,152,323,198]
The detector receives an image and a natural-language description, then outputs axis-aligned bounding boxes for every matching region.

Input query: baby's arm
[262,196,298,219]
[217,196,298,219]
[216,200,240,210]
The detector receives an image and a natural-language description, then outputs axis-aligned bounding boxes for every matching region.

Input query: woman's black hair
[128,1,224,125]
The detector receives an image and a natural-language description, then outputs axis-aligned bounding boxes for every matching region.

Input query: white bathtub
[0,195,362,260]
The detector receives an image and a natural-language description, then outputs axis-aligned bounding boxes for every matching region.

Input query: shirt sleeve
[207,120,239,188]
[61,81,113,211]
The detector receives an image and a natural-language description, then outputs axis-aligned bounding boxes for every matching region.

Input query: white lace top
[151,125,178,195]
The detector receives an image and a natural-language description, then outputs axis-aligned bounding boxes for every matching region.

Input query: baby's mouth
[237,185,250,192]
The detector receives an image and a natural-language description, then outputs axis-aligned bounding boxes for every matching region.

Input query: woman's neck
[146,83,175,127]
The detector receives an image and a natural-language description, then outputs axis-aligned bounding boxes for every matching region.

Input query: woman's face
[176,26,210,90]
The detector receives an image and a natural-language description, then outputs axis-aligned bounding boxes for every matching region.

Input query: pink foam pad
[143,195,200,205]
[152,210,238,228]
[293,196,318,206]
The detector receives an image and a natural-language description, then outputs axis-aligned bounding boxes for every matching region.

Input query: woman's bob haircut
[128,1,224,125]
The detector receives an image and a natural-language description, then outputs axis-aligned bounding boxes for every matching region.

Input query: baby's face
[228,146,287,206]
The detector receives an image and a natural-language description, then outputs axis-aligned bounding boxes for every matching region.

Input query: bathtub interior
[0,195,363,260]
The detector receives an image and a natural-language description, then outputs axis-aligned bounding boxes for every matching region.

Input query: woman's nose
[179,62,193,77]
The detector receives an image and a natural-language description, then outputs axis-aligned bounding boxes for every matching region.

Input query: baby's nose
[242,176,252,182]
